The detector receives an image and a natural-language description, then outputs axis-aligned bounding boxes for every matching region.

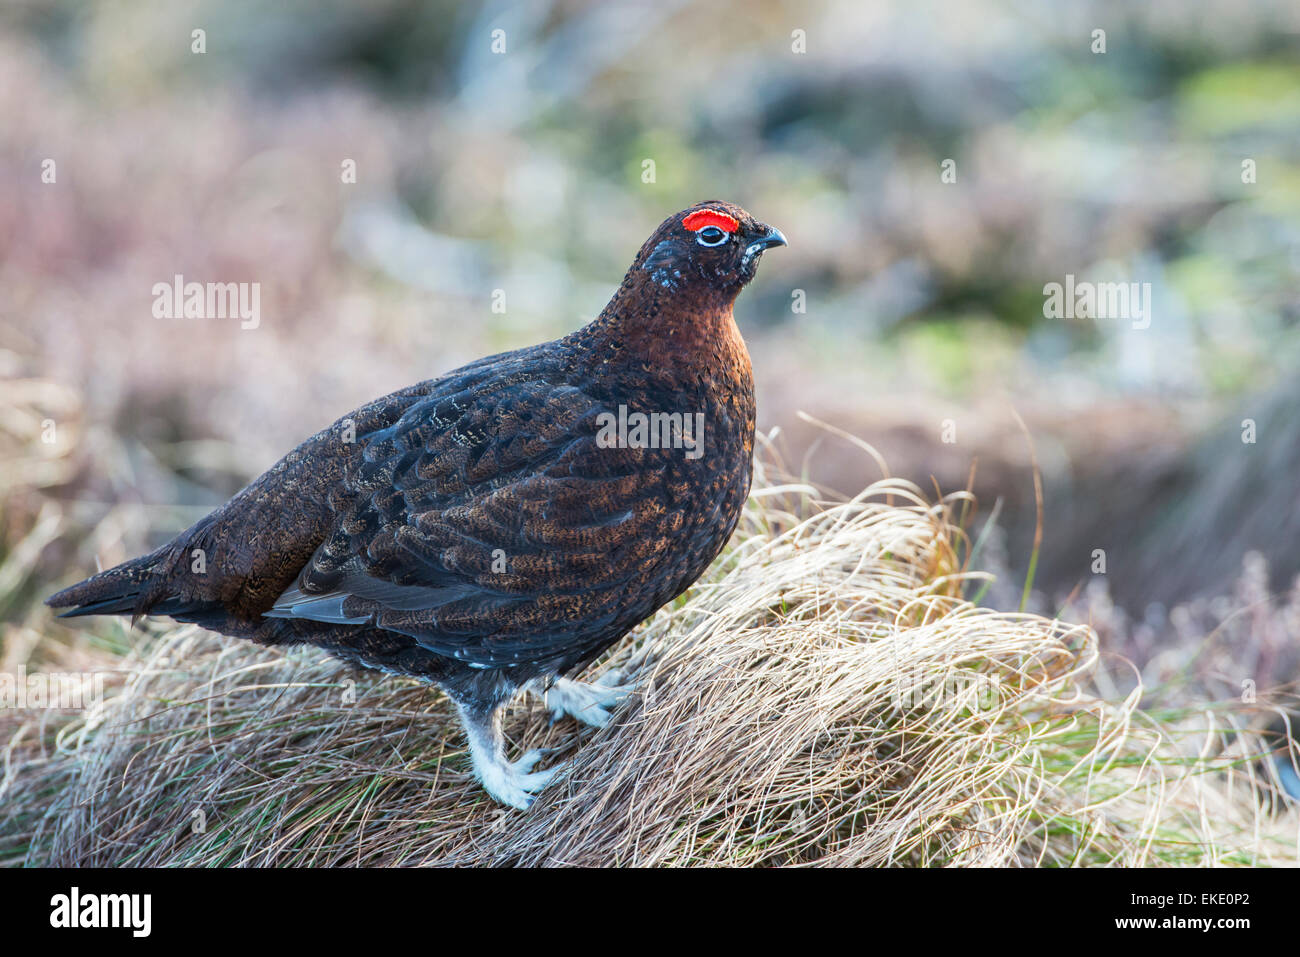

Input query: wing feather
[267,365,686,669]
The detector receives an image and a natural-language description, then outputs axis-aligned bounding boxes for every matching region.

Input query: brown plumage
[48,201,787,807]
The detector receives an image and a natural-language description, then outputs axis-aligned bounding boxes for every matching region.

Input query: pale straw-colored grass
[3,461,1296,866]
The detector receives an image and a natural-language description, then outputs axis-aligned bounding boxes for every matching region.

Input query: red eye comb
[682,209,739,233]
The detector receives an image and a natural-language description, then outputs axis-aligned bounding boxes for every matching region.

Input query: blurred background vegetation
[2,0,1299,706]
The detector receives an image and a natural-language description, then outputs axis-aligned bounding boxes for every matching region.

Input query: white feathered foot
[455,701,557,810]
[526,674,634,729]
[454,674,634,809]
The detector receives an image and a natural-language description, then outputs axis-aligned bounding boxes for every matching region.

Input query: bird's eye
[695,225,728,247]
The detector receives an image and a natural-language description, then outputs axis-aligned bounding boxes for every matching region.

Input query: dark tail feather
[46,548,169,620]
[53,593,145,618]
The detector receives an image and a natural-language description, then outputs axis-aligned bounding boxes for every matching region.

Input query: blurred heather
[2,0,1299,702]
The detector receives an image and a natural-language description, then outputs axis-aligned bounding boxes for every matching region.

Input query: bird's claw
[479,749,561,810]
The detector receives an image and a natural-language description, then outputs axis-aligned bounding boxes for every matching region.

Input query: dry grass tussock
[3,460,1297,867]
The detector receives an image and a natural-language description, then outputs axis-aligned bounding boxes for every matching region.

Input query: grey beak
[754,225,788,250]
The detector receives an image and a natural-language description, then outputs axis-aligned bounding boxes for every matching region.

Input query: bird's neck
[572,272,751,384]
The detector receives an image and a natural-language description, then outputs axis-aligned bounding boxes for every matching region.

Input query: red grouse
[48,201,787,808]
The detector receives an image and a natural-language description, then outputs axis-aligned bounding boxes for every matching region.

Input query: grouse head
[634,201,787,300]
